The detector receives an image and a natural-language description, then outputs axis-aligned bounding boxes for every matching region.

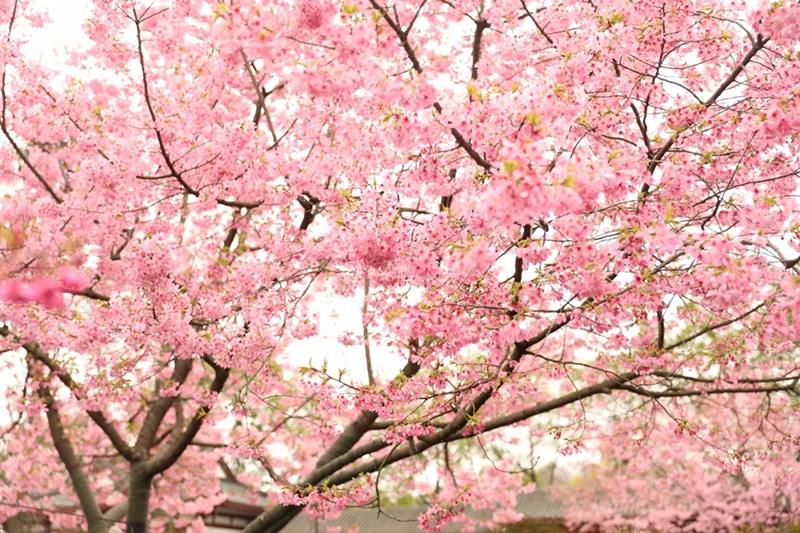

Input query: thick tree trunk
[313,410,378,469]
[40,382,109,533]
[126,464,153,533]
[241,505,303,533]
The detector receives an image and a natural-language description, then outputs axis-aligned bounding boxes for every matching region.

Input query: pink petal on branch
[57,266,89,293]
[16,280,45,303]
[38,283,65,309]
[0,280,22,302]
[70,253,86,267]
[13,278,64,309]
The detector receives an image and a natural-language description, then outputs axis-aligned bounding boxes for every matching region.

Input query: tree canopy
[2,0,800,531]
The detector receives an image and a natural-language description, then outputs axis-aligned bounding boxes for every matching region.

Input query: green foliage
[381,493,420,507]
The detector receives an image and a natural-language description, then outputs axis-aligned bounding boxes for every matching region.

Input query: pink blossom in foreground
[57,266,89,293]
[0,278,64,309]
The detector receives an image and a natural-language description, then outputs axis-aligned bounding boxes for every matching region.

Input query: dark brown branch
[223,226,238,251]
[111,226,135,260]
[240,49,278,142]
[217,197,264,209]
[467,373,798,435]
[698,131,755,230]
[304,371,797,491]
[313,356,420,469]
[370,419,448,430]
[267,118,297,152]
[250,253,688,528]
[78,287,111,302]
[440,168,457,211]
[368,0,422,73]
[479,373,636,433]
[144,356,230,476]
[246,359,800,533]
[783,256,800,269]
[450,127,493,171]
[320,345,591,482]
[0,1,63,204]
[0,124,63,203]
[511,224,532,308]
[244,319,572,532]
[651,370,800,385]
[362,276,375,387]
[235,284,790,533]
[22,342,135,462]
[520,0,554,45]
[40,385,107,533]
[133,358,193,459]
[618,381,798,398]
[647,35,767,174]
[704,35,767,106]
[630,103,653,157]
[405,0,429,34]
[368,0,493,172]
[6,0,18,37]
[297,192,320,231]
[470,18,490,80]
[133,12,198,196]
[664,302,765,351]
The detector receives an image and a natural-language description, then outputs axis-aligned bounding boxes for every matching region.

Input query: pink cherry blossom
[57,266,89,293]
[1,1,800,532]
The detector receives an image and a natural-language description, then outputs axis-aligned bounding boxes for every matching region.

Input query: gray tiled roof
[220,478,270,508]
[281,492,563,532]
[516,492,564,519]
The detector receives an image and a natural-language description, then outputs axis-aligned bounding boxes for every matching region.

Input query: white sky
[24,0,92,61]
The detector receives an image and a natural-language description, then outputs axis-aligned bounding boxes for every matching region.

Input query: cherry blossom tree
[2,0,800,531]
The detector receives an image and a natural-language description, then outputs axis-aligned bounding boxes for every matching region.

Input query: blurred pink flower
[57,266,89,293]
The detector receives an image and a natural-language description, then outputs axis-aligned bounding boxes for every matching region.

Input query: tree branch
[0,123,63,203]
[297,192,320,231]
[103,501,129,523]
[368,0,422,73]
[244,319,569,532]
[240,49,278,142]
[450,127,493,171]
[0,0,63,204]
[21,341,135,462]
[144,356,229,476]
[368,0,493,172]
[470,18,490,80]
[362,276,375,387]
[618,381,799,398]
[520,0,554,45]
[664,302,765,351]
[313,356,420,470]
[251,368,798,533]
[40,385,106,533]
[479,373,637,432]
[133,11,199,196]
[133,358,193,459]
[647,35,768,174]
[512,224,532,306]
[217,197,264,209]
